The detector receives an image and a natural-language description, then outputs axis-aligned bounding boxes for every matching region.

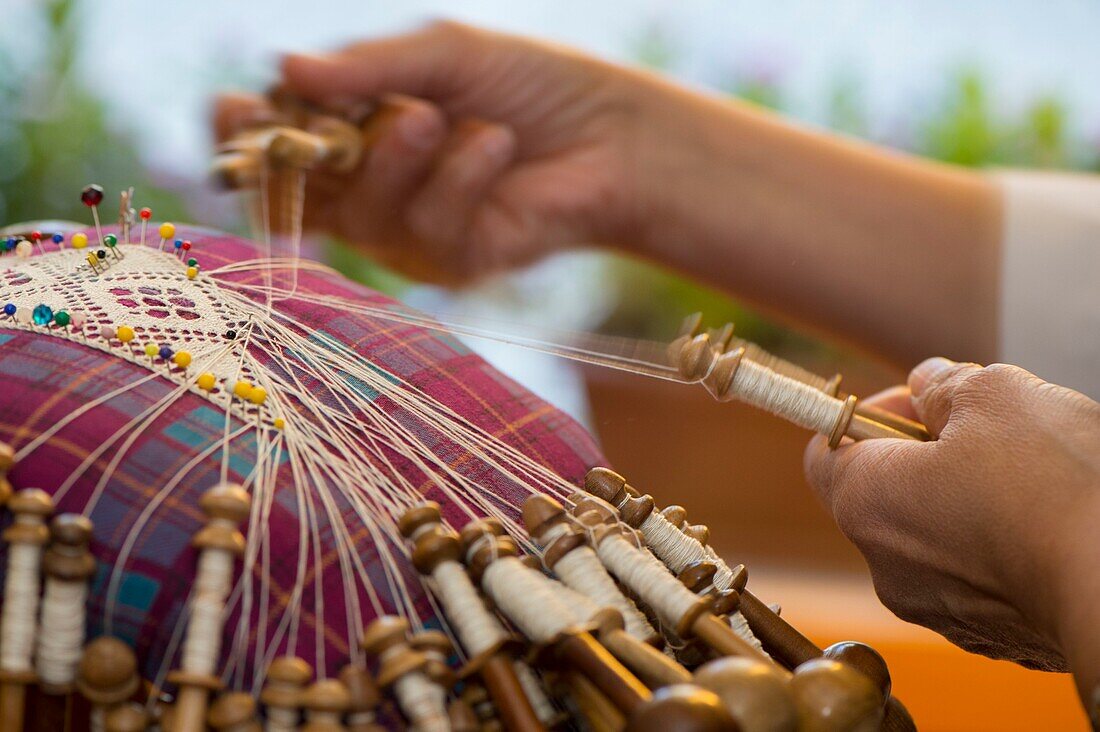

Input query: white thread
[594,534,697,629]
[554,547,655,641]
[513,661,558,724]
[726,358,844,434]
[1,543,43,672]
[377,642,449,732]
[35,577,88,687]
[480,556,574,642]
[181,548,233,675]
[431,561,507,655]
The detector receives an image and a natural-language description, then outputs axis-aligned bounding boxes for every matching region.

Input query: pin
[71,311,87,339]
[85,253,101,275]
[32,304,54,328]
[172,351,192,371]
[72,233,88,251]
[116,326,135,349]
[81,184,106,246]
[118,187,135,243]
[187,258,198,267]
[99,325,115,343]
[158,346,173,367]
[158,223,175,251]
[144,344,158,364]
[197,373,217,391]
[14,308,30,326]
[173,239,183,258]
[231,380,253,401]
[2,304,14,320]
[186,267,199,280]
[54,311,71,332]
[29,231,44,256]
[3,237,14,253]
[51,233,63,250]
[181,240,192,260]
[139,208,152,246]
[14,240,31,259]
[103,235,121,261]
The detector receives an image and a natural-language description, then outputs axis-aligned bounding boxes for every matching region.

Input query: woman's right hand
[214,21,688,283]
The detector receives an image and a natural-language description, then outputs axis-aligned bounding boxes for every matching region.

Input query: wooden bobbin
[37,513,96,695]
[362,616,449,732]
[300,679,351,732]
[589,524,768,666]
[261,656,313,732]
[167,483,250,732]
[461,680,503,731]
[448,696,480,732]
[622,684,739,732]
[789,659,883,732]
[460,525,651,718]
[588,608,692,689]
[339,664,384,732]
[524,495,659,646]
[400,502,547,732]
[0,442,14,507]
[0,488,54,732]
[410,631,457,691]
[105,702,151,732]
[208,691,261,732]
[693,656,798,732]
[76,637,140,732]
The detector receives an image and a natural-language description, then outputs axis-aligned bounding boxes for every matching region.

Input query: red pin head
[139,207,152,220]
[182,241,192,251]
[30,231,41,242]
[81,184,105,208]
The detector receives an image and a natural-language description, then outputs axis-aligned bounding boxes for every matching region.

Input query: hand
[214,22,685,283]
[804,359,1100,686]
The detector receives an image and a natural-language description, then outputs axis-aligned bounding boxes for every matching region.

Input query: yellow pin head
[72,232,88,249]
[158,223,175,240]
[116,325,135,343]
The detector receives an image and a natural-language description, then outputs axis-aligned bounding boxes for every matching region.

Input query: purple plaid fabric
[0,228,604,685]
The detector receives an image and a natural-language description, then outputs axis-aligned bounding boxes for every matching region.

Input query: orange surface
[751,571,1087,731]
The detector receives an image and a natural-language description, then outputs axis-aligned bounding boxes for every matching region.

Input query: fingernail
[397,112,443,151]
[908,357,956,396]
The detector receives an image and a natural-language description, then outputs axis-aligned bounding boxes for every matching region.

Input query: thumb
[907,357,981,437]
[281,22,475,104]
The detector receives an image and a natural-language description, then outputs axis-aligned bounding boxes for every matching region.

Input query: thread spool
[400,502,548,732]
[261,656,313,732]
[37,513,96,694]
[339,665,384,732]
[0,488,54,732]
[362,617,449,732]
[167,483,250,732]
[208,691,261,732]
[300,679,351,732]
[76,637,140,732]
[589,523,769,665]
[461,522,651,717]
[523,495,657,645]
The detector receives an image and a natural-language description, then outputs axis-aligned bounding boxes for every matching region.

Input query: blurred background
[2,0,1096,727]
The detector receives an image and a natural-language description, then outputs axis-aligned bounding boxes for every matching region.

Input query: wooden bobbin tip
[457,517,506,557]
[823,640,892,702]
[0,442,14,474]
[76,636,139,706]
[521,494,567,539]
[45,513,96,581]
[261,656,313,709]
[790,658,883,731]
[679,562,718,593]
[661,505,688,527]
[200,483,251,523]
[625,684,739,732]
[693,656,797,732]
[677,334,717,382]
[398,501,442,539]
[207,691,258,730]
[301,679,352,715]
[339,664,381,713]
[104,702,150,732]
[583,467,629,504]
[410,526,461,575]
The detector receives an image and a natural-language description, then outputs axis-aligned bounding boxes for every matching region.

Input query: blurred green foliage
[0,0,185,228]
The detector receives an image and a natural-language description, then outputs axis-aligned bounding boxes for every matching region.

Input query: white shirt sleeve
[991,170,1100,400]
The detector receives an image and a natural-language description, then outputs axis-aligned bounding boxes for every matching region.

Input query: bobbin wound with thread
[76,637,141,727]
[340,664,385,732]
[261,656,313,731]
[301,678,352,732]
[207,691,261,732]
[37,513,96,694]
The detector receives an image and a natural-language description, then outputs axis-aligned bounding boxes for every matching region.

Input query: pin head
[186,267,198,280]
[72,233,88,249]
[158,223,175,240]
[54,311,71,328]
[173,351,192,368]
[32,304,54,326]
[181,241,192,251]
[173,239,183,250]
[144,344,158,358]
[96,250,107,260]
[81,184,105,207]
[15,241,32,258]
[104,234,118,248]
[3,304,14,317]
[187,258,198,267]
[116,325,135,343]
[197,373,216,391]
[158,345,173,361]
[3,237,14,251]
[139,208,152,221]
[52,233,63,244]
[30,231,41,242]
